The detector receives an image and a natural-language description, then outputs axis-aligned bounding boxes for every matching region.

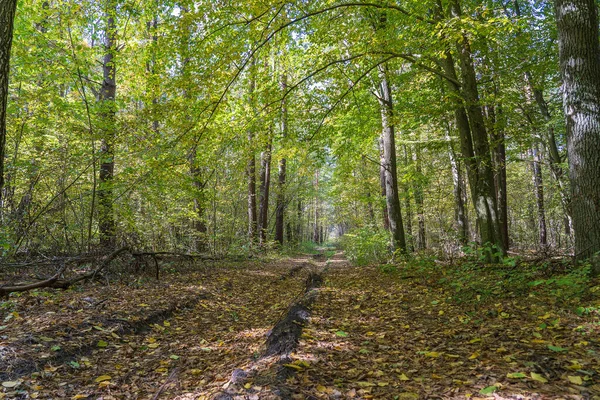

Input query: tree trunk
[274,72,288,245]
[445,126,468,245]
[377,64,407,253]
[258,136,272,245]
[402,145,414,252]
[413,144,426,250]
[555,0,600,270]
[98,1,117,249]
[378,137,389,230]
[531,144,548,248]
[189,148,207,252]
[0,0,17,212]
[313,171,320,243]
[247,65,258,243]
[485,103,509,251]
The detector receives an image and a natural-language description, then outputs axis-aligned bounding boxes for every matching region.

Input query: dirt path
[2,253,598,399]
[0,257,315,399]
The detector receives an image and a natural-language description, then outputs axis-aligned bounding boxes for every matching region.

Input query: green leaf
[169,354,180,360]
[97,340,108,348]
[547,345,568,352]
[51,345,61,351]
[507,372,527,379]
[530,372,548,383]
[335,330,348,337]
[479,385,497,395]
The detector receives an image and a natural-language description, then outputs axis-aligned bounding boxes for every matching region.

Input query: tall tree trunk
[513,0,573,236]
[377,64,407,253]
[531,144,548,248]
[378,137,389,230]
[555,0,600,270]
[485,103,509,250]
[0,0,17,213]
[189,148,207,252]
[402,145,414,251]
[313,170,320,243]
[258,136,272,245]
[247,64,258,242]
[274,72,288,245]
[413,144,426,250]
[435,0,504,260]
[445,126,468,245]
[98,1,117,249]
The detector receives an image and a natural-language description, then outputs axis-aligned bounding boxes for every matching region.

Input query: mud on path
[0,256,318,399]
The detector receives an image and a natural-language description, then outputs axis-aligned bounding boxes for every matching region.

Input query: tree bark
[247,64,258,243]
[377,63,407,252]
[189,148,207,252]
[274,72,288,245]
[0,0,17,211]
[413,144,426,250]
[98,1,117,249]
[531,144,548,248]
[485,103,509,251]
[378,137,389,230]
[445,125,468,245]
[258,136,272,245]
[555,0,600,270]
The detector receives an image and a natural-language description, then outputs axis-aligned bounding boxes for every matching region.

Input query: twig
[151,368,178,400]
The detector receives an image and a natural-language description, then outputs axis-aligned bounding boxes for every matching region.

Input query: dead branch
[0,246,130,296]
[0,262,68,297]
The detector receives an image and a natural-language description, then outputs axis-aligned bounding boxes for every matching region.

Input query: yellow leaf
[71,395,88,399]
[94,375,111,383]
[147,337,156,343]
[244,383,252,389]
[469,352,480,360]
[438,310,445,316]
[568,376,583,385]
[425,351,442,358]
[138,303,150,307]
[399,374,410,381]
[316,384,328,392]
[377,381,389,387]
[469,338,481,344]
[567,362,583,370]
[163,321,171,327]
[530,372,548,383]
[148,343,159,349]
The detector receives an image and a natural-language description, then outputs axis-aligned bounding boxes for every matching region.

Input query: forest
[0,0,599,398]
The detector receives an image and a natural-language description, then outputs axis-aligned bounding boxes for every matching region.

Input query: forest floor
[0,252,599,399]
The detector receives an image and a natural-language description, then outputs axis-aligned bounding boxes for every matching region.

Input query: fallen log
[0,246,129,297]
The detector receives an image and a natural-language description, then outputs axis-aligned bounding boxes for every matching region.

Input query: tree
[555,0,600,272]
[98,0,118,249]
[0,0,18,209]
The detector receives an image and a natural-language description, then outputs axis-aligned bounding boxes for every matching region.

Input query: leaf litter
[1,253,599,399]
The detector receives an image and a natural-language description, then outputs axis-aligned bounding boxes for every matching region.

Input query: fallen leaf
[479,386,497,395]
[94,375,111,383]
[568,376,583,385]
[530,372,548,383]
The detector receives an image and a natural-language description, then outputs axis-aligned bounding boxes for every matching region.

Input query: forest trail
[1,254,599,399]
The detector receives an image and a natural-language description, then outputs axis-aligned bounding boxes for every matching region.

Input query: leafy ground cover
[1,253,599,399]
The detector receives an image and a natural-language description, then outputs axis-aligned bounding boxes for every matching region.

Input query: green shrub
[341,227,390,266]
